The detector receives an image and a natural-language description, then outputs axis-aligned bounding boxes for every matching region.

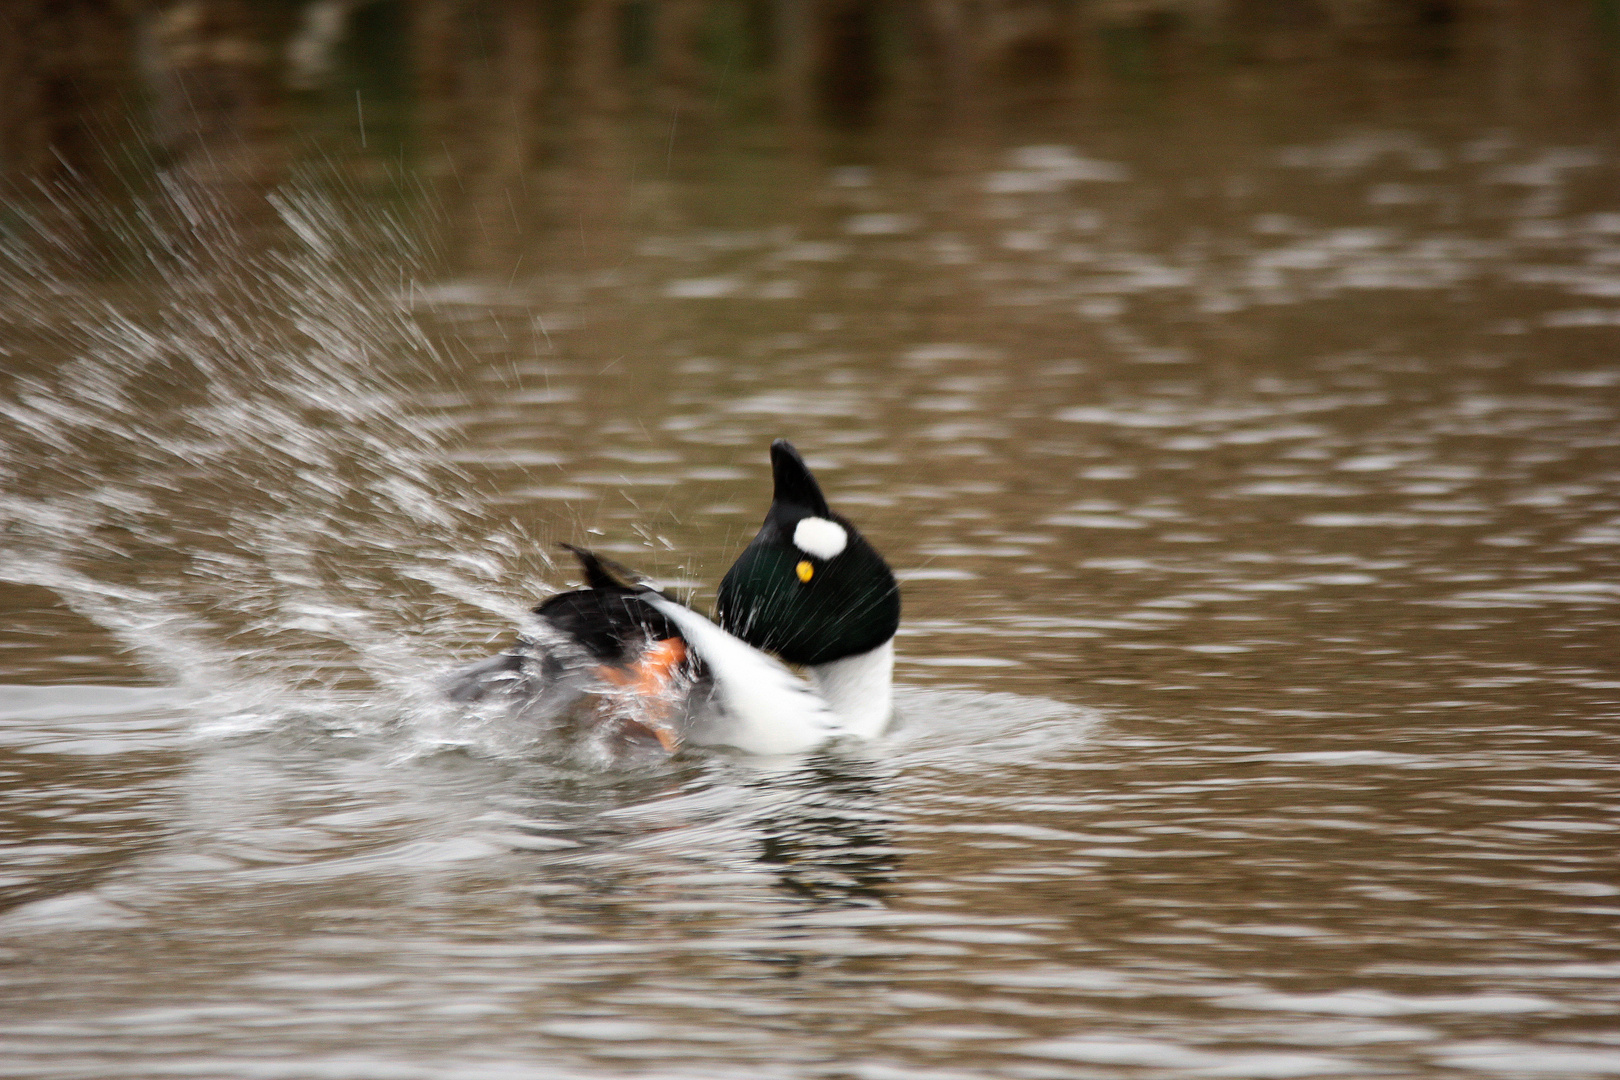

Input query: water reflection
[752,756,899,908]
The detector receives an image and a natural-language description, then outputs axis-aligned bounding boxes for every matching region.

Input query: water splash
[0,178,544,732]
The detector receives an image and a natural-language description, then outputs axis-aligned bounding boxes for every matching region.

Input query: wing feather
[641,595,841,755]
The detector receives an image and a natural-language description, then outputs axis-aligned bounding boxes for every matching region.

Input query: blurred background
[5,0,1617,269]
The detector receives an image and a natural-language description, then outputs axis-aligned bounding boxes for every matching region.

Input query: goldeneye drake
[447,440,901,756]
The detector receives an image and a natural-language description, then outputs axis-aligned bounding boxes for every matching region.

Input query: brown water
[3,38,1620,1080]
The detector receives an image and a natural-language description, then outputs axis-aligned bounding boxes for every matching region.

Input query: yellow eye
[795,560,814,583]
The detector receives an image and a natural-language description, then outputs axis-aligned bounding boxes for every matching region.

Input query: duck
[446,440,902,756]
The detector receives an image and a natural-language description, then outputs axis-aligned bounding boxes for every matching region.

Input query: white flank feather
[641,595,843,755]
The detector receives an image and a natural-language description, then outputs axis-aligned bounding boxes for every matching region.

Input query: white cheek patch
[793,516,848,560]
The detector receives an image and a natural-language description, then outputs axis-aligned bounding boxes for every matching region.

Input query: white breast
[808,639,894,740]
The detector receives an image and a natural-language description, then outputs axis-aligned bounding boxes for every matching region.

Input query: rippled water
[4,84,1620,1078]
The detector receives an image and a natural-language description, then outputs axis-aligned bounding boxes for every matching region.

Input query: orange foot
[595,637,688,753]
